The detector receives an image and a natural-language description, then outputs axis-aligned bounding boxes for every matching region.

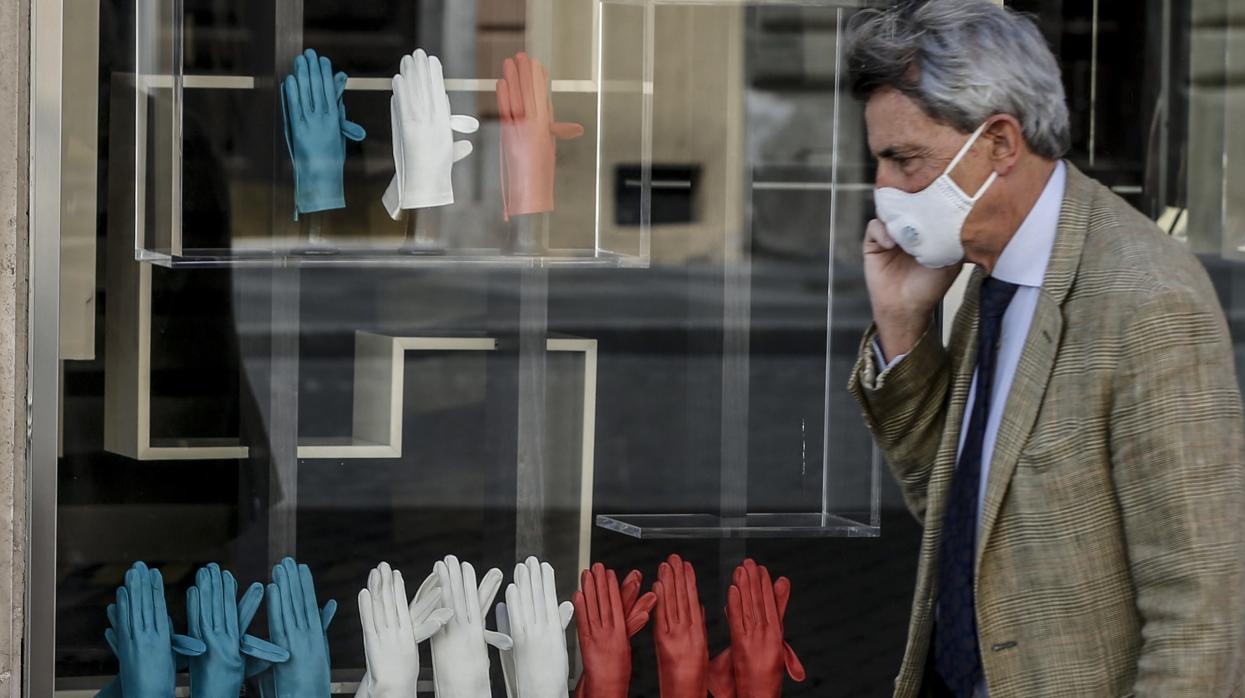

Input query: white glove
[355,562,453,698]
[496,558,575,698]
[381,49,479,218]
[418,555,511,698]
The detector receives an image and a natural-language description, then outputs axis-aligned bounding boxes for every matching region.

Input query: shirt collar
[990,160,1066,288]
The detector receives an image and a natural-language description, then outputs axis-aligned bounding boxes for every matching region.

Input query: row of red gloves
[571,554,806,698]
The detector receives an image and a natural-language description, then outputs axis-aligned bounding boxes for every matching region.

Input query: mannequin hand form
[265,558,333,698]
[187,563,289,697]
[357,562,454,698]
[864,218,961,360]
[421,556,510,698]
[103,562,206,698]
[653,555,709,698]
[572,565,657,698]
[495,52,584,220]
[707,564,804,698]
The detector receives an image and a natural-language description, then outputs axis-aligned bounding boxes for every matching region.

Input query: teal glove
[252,600,335,698]
[261,557,334,698]
[97,562,207,698]
[281,48,366,220]
[98,612,207,698]
[187,563,291,697]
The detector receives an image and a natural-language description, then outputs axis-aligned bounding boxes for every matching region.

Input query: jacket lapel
[974,163,1095,572]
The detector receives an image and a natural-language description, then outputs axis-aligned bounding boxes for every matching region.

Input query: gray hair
[846,0,1070,159]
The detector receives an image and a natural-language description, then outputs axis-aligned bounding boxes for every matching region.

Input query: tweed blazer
[849,164,1245,697]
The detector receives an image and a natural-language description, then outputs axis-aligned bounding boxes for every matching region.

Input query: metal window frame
[28,0,63,692]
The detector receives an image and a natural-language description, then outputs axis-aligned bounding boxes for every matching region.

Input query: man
[845,3,1245,697]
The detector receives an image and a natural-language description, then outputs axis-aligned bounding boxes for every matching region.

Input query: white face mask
[873,121,997,268]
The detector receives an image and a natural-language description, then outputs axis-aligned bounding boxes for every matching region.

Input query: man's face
[865,88,993,197]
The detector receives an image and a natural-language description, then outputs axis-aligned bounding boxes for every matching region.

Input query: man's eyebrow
[876,145,923,160]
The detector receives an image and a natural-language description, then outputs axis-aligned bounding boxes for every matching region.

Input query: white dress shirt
[874,161,1065,698]
[957,160,1065,532]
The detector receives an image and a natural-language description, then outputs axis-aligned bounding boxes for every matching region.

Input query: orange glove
[722,560,806,698]
[572,565,658,698]
[653,554,710,698]
[494,52,584,220]
[707,568,805,697]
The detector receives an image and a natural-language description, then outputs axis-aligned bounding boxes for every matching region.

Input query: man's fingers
[865,218,897,251]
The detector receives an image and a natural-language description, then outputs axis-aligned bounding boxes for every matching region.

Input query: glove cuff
[401,186,454,210]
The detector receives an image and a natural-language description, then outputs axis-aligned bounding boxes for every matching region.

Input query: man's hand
[864,219,961,360]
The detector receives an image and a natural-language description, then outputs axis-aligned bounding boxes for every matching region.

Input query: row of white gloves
[355,555,574,698]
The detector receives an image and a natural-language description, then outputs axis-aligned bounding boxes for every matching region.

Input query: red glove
[723,560,806,698]
[494,52,584,220]
[653,554,710,698]
[572,564,657,698]
[707,572,805,697]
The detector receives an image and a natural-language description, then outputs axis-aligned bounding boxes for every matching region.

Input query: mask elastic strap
[946,121,996,200]
[969,171,998,202]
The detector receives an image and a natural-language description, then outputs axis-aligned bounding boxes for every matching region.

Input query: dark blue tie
[934,276,1019,698]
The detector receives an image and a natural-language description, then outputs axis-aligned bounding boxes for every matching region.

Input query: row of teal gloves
[96,558,336,698]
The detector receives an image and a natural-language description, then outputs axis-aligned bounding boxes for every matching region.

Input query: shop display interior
[47,0,1245,695]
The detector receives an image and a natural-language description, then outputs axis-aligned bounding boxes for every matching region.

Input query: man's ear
[985,115,1025,176]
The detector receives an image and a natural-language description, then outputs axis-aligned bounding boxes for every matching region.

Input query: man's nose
[873,163,897,190]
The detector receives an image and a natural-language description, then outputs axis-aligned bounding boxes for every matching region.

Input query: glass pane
[55,1,883,696]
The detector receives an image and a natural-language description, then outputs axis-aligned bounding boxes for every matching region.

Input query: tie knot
[979,277,1019,321]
